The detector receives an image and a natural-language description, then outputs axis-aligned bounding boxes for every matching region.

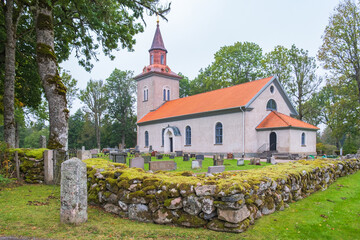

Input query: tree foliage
[318,0,360,103]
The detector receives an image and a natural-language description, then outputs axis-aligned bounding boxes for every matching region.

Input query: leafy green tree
[191,42,265,95]
[79,79,107,150]
[68,109,85,149]
[34,0,170,150]
[178,72,191,98]
[61,70,78,110]
[263,45,292,86]
[106,69,136,148]
[318,0,360,103]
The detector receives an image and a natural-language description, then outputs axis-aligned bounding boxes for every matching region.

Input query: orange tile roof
[256,111,319,130]
[138,76,273,123]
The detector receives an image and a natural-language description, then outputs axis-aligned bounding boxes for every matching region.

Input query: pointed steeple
[149,21,167,53]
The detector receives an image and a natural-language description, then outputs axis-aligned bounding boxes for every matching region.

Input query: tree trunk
[35,1,68,150]
[4,0,16,147]
[15,121,19,148]
[94,112,101,150]
[121,134,125,148]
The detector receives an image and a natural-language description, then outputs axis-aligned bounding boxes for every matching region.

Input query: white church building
[135,22,319,157]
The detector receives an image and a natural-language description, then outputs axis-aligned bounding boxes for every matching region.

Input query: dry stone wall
[86,158,360,233]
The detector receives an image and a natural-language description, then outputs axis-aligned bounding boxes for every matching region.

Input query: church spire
[149,18,167,53]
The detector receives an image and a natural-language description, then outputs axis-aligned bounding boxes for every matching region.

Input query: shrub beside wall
[85,158,360,233]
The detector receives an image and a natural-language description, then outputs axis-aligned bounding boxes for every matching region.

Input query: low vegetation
[0,171,359,239]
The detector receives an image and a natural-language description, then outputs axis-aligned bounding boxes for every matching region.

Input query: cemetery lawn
[0,172,359,240]
[124,156,271,172]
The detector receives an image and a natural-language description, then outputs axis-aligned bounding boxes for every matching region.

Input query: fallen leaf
[320,214,328,218]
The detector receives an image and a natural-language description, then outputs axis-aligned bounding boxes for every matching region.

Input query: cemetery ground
[102,155,272,173]
[0,171,359,239]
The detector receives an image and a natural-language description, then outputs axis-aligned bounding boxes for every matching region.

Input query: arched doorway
[269,132,277,151]
[164,129,174,153]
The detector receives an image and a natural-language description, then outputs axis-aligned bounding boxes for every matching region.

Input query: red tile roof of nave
[138,76,274,123]
[256,111,319,130]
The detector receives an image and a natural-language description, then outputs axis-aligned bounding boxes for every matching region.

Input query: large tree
[79,79,107,150]
[318,0,360,103]
[34,0,170,150]
[263,45,292,86]
[191,42,265,94]
[106,69,136,148]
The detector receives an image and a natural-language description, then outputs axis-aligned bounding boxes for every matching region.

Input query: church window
[143,87,148,101]
[270,85,274,93]
[301,132,306,146]
[215,122,223,144]
[145,131,149,147]
[151,55,154,64]
[161,55,164,64]
[185,126,191,145]
[162,128,165,146]
[266,99,277,111]
[163,89,166,101]
[167,89,170,101]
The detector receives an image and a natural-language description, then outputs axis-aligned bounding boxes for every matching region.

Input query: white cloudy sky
[61,0,341,113]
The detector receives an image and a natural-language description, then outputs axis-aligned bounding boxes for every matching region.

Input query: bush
[0,174,12,185]
[316,143,337,155]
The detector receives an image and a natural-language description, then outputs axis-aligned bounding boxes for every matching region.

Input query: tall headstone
[40,135,47,148]
[44,150,54,184]
[60,158,87,224]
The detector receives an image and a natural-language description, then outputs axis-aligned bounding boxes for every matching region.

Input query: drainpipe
[240,107,245,157]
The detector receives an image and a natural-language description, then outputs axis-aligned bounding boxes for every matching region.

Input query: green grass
[0,171,359,239]
[113,156,271,173]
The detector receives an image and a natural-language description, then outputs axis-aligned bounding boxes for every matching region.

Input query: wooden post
[15,151,20,181]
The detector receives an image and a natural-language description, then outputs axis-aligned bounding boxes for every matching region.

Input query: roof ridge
[168,76,274,104]
[273,111,291,126]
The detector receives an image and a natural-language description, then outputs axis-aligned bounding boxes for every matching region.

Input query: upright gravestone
[183,154,189,161]
[130,157,145,169]
[270,157,277,165]
[237,158,245,166]
[40,135,47,148]
[175,151,183,157]
[196,155,204,160]
[190,153,196,158]
[169,154,175,159]
[114,154,126,164]
[44,150,54,185]
[143,155,151,164]
[60,158,87,224]
[192,160,202,169]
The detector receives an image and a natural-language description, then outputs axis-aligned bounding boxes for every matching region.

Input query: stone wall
[5,149,46,183]
[86,158,360,233]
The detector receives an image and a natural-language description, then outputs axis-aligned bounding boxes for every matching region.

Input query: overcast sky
[61,0,341,114]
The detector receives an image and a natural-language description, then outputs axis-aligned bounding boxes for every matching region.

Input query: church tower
[135,20,181,122]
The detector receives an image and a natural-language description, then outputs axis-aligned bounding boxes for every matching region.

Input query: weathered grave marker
[169,154,175,159]
[114,153,126,164]
[175,151,183,157]
[227,153,233,159]
[60,157,87,224]
[143,155,151,164]
[208,166,225,174]
[190,153,196,158]
[196,155,204,160]
[192,160,202,169]
[237,158,245,166]
[183,154,189,161]
[130,157,145,169]
[40,135,47,148]
[77,150,91,160]
[149,161,177,171]
[44,150,54,184]
[156,154,163,159]
[255,158,261,165]
[271,157,277,165]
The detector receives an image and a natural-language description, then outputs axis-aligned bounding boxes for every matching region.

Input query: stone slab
[77,150,91,160]
[196,155,204,160]
[130,157,144,169]
[192,160,202,169]
[44,150,53,185]
[175,151,183,157]
[237,159,245,166]
[114,154,126,164]
[143,156,151,164]
[183,154,189,161]
[60,157,87,224]
[149,161,177,171]
[208,166,225,174]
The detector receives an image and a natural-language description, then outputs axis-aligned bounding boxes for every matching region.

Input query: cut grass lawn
[0,171,359,239]
[106,156,271,173]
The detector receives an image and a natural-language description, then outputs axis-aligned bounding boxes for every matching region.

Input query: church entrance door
[169,137,173,152]
[270,132,277,151]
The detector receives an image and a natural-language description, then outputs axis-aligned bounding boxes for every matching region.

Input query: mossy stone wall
[6,148,47,183]
[85,158,360,233]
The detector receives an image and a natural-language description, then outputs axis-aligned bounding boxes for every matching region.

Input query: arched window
[161,128,165,146]
[163,89,166,101]
[266,99,277,111]
[151,55,154,64]
[270,85,274,93]
[145,131,149,147]
[185,126,191,145]
[167,89,170,101]
[301,132,306,146]
[143,87,148,101]
[161,55,164,64]
[215,122,223,144]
